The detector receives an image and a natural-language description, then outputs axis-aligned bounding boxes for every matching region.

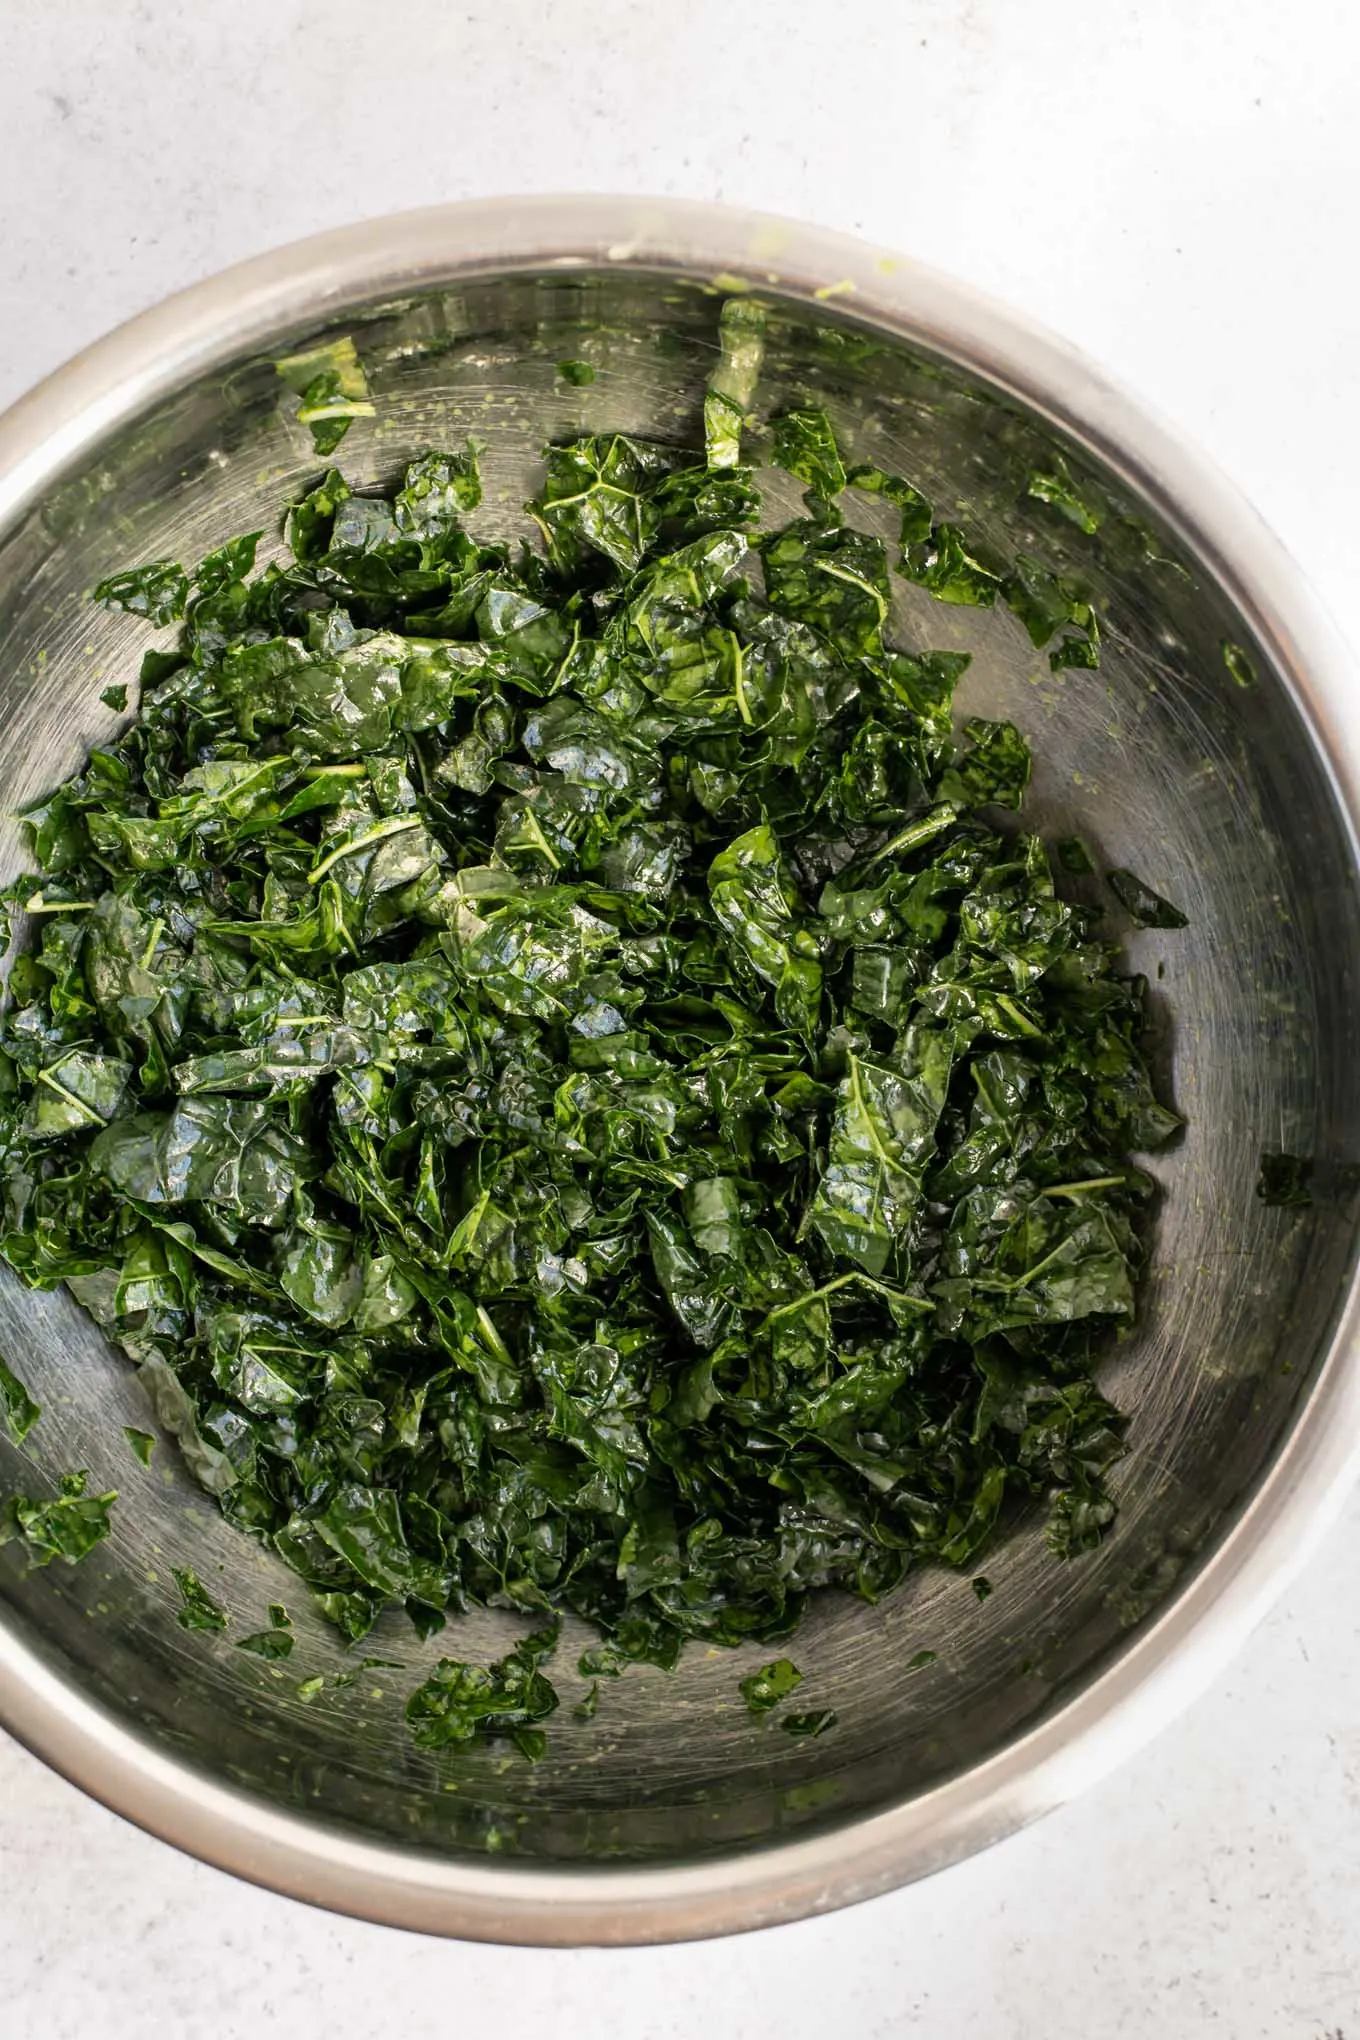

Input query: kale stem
[307,816,423,884]
[35,1066,103,1125]
[729,632,753,726]
[863,804,958,871]
[818,560,888,627]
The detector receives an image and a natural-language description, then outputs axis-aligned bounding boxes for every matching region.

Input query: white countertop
[4,4,1360,2032]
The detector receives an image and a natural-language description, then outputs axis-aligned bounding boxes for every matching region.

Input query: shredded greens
[1,1471,116,1567]
[739,1656,803,1715]
[406,1623,560,1761]
[0,1355,40,1444]
[1107,868,1189,930]
[0,338,1183,1740]
[172,1565,229,1632]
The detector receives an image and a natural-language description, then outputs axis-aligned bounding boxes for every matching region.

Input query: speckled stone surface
[3,5,1360,2032]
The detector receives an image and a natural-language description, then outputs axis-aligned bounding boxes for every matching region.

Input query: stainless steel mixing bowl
[1,197,1359,1946]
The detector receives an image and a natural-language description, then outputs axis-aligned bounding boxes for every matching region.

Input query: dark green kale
[848,463,932,548]
[739,1656,803,1715]
[557,360,596,387]
[405,1625,559,1761]
[94,561,189,628]
[1107,869,1189,929]
[1257,1152,1313,1207]
[0,357,1179,1746]
[782,1708,837,1738]
[1025,458,1103,534]
[849,452,1101,666]
[235,1626,294,1659]
[573,1679,601,1720]
[901,521,1001,608]
[1002,557,1101,671]
[1,1472,116,1566]
[0,1355,40,1444]
[771,407,848,500]
[172,1567,229,1633]
[1055,837,1096,877]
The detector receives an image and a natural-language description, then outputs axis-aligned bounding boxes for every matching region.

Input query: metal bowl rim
[1,193,1357,1946]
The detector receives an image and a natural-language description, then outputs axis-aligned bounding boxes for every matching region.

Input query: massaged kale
[0,1471,116,1567]
[0,375,1179,1694]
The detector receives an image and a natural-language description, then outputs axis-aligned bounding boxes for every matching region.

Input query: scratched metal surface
[0,267,1355,1869]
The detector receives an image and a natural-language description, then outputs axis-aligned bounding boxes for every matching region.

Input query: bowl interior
[1,261,1357,1872]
